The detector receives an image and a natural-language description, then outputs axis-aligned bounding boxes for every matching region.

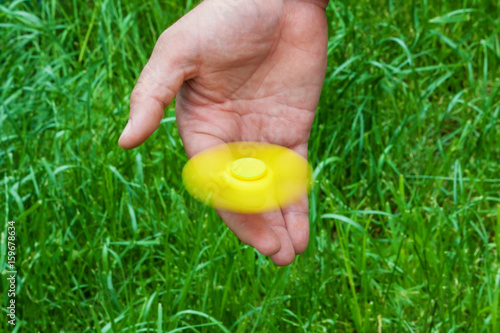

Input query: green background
[1,0,500,331]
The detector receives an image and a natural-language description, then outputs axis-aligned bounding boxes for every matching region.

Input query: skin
[119,0,329,266]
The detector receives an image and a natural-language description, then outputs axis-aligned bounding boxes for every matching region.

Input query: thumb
[118,29,197,149]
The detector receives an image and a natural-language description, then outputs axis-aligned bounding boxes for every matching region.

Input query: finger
[119,29,198,149]
[217,210,281,256]
[219,209,297,266]
[278,143,311,254]
[268,222,296,266]
[281,195,310,254]
[262,209,296,266]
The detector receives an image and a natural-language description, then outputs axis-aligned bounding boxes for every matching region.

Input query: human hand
[119,0,329,265]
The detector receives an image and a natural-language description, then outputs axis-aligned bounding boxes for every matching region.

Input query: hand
[119,0,329,265]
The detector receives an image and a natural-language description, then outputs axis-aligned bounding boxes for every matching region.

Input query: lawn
[1,0,500,331]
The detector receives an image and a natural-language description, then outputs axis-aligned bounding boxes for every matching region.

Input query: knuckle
[129,82,144,104]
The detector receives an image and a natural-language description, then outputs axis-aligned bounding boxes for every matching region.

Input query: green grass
[1,0,500,331]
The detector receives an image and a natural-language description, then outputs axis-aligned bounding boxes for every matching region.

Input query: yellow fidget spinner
[182,142,312,213]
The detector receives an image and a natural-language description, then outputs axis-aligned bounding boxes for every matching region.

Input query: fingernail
[120,119,132,140]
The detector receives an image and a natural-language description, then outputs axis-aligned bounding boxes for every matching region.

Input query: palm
[119,0,329,265]
[176,0,327,157]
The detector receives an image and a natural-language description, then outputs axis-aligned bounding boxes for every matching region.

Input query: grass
[1,0,499,331]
